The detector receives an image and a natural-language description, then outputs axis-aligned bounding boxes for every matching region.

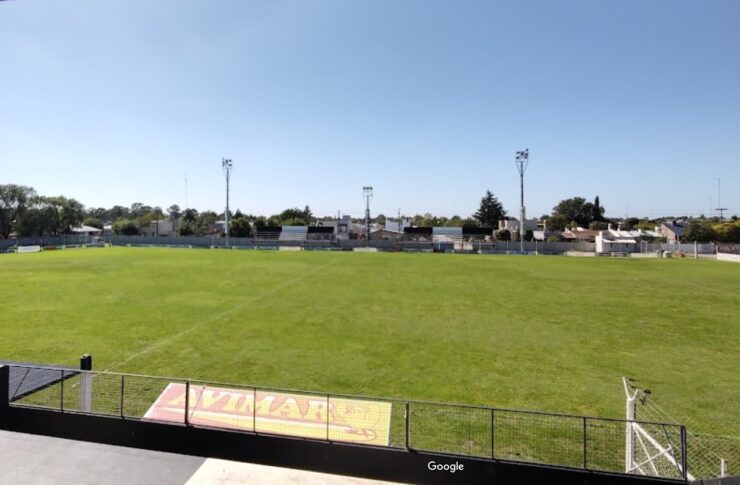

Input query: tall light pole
[515,149,529,252]
[222,158,233,246]
[363,186,373,246]
[716,178,727,221]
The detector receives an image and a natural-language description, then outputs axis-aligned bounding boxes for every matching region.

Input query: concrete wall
[717,253,740,263]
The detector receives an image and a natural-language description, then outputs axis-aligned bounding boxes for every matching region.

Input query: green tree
[712,221,740,242]
[589,221,609,230]
[196,211,218,235]
[183,208,198,223]
[683,220,715,242]
[109,205,129,220]
[83,217,103,229]
[277,207,311,226]
[592,196,605,222]
[0,184,36,239]
[229,217,252,237]
[177,221,196,236]
[112,218,139,235]
[552,197,594,228]
[21,196,85,235]
[495,229,511,241]
[474,190,506,227]
[635,220,656,231]
[546,214,570,231]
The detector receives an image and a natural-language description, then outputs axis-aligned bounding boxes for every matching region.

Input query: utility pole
[363,186,373,247]
[515,149,529,252]
[222,158,233,246]
[716,178,727,221]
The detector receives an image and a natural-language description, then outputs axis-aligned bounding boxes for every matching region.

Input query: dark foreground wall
[0,406,684,485]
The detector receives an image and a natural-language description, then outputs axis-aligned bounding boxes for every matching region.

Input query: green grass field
[1,247,738,438]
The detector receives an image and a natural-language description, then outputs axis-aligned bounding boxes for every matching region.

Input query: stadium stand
[306,226,337,250]
[254,227,282,240]
[278,226,308,244]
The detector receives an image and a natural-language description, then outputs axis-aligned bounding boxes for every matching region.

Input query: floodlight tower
[515,149,529,252]
[363,186,373,246]
[222,158,233,246]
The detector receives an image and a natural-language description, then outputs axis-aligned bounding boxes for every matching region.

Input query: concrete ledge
[717,253,740,263]
[353,247,378,252]
[566,251,595,257]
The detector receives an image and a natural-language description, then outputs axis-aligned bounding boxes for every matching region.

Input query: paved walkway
[0,431,397,485]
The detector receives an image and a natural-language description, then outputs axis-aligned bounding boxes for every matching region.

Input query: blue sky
[1,0,738,219]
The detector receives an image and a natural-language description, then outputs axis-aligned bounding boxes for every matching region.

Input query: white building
[596,229,638,254]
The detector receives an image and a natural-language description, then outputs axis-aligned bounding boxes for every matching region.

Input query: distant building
[596,229,638,254]
[384,218,412,233]
[370,228,402,240]
[498,218,538,240]
[660,222,685,243]
[71,225,102,237]
[140,220,175,237]
[561,227,599,243]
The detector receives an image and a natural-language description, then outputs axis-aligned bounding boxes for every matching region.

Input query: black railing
[3,364,688,480]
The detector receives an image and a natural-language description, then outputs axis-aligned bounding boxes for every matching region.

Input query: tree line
[1,183,737,241]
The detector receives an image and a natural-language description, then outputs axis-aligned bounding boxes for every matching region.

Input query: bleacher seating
[279,226,308,242]
[307,226,335,241]
[254,227,282,240]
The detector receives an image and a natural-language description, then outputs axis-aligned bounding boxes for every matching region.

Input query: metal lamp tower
[363,186,373,246]
[222,158,233,246]
[515,149,529,252]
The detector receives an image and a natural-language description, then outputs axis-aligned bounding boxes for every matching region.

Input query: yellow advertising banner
[143,383,392,446]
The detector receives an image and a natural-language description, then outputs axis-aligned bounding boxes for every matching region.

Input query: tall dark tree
[474,190,506,228]
[592,196,605,222]
[0,184,36,239]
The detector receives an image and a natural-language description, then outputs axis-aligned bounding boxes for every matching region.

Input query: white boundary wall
[717,253,740,263]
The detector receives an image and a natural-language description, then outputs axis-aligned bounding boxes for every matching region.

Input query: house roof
[603,238,637,244]
[71,225,102,233]
[561,228,599,240]
[661,222,685,236]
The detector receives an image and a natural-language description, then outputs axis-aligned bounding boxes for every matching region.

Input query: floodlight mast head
[222,158,233,245]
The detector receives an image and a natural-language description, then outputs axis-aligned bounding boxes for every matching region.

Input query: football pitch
[0,247,738,436]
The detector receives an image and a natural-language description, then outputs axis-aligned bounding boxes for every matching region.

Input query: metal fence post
[120,375,125,418]
[184,380,190,425]
[405,402,410,450]
[680,425,688,480]
[583,417,588,469]
[60,370,64,412]
[491,408,495,459]
[252,387,257,433]
[326,394,330,441]
[0,366,9,413]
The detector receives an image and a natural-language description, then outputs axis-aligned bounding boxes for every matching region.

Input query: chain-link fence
[5,365,686,480]
[634,388,738,479]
